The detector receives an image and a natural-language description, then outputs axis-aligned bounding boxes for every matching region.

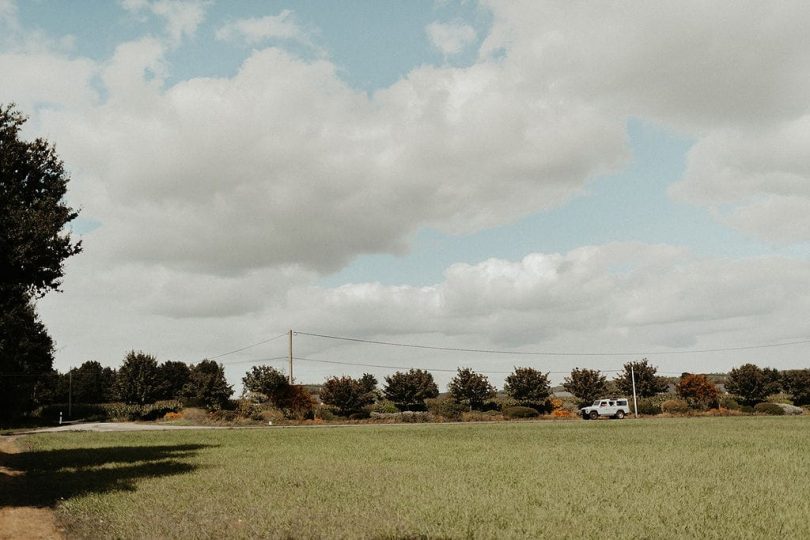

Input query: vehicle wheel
[616,410,625,419]
[589,410,599,420]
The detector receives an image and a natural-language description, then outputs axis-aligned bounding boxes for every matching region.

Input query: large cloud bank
[1,0,809,379]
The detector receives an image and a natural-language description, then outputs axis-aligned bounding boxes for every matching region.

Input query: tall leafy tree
[782,369,810,406]
[725,363,770,406]
[116,351,160,405]
[448,368,495,411]
[614,359,667,398]
[0,104,82,299]
[503,367,551,407]
[156,360,191,400]
[0,104,81,419]
[563,368,608,407]
[185,360,233,410]
[71,361,116,403]
[319,375,376,416]
[675,373,719,409]
[0,293,54,420]
[242,365,289,406]
[383,369,439,410]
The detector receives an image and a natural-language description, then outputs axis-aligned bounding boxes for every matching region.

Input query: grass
[6,416,810,538]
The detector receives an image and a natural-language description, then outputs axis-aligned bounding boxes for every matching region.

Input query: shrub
[163,411,182,421]
[632,395,669,415]
[368,400,399,414]
[140,400,182,420]
[766,393,793,405]
[425,396,466,420]
[740,405,755,414]
[503,406,540,419]
[661,399,690,414]
[753,402,785,416]
[719,396,741,410]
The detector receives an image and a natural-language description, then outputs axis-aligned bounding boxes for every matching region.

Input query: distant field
[9,417,810,538]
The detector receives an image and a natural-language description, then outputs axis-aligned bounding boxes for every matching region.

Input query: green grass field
[5,417,810,539]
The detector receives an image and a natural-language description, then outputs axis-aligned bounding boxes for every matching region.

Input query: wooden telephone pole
[288,329,293,384]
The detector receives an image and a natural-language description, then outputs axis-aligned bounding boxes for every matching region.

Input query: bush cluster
[661,399,690,414]
[502,406,539,419]
[753,402,785,416]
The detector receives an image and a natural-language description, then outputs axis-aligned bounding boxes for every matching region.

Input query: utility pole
[288,329,294,384]
[68,368,73,419]
[631,364,638,418]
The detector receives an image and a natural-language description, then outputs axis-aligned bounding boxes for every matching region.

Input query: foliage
[0,104,82,298]
[782,369,810,406]
[184,360,233,410]
[382,369,439,410]
[661,399,690,414]
[719,396,741,410]
[242,365,290,406]
[448,367,496,411]
[631,395,669,415]
[675,373,719,409]
[425,396,466,420]
[155,361,191,401]
[753,402,785,416]
[502,406,539,419]
[762,367,783,395]
[725,364,770,406]
[563,368,608,407]
[368,400,400,414]
[116,351,160,405]
[69,361,117,404]
[319,375,376,416]
[0,292,54,420]
[614,359,667,398]
[503,367,551,407]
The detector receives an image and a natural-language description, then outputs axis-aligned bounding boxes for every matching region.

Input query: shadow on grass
[0,442,213,508]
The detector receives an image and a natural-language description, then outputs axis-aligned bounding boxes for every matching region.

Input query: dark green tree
[156,360,191,400]
[184,360,233,410]
[503,367,551,407]
[242,365,289,406]
[725,363,770,406]
[762,367,782,395]
[0,104,81,299]
[70,361,115,403]
[0,104,82,419]
[782,369,810,406]
[614,359,667,398]
[0,293,54,420]
[383,369,439,410]
[116,351,160,405]
[319,375,375,416]
[448,367,495,411]
[563,368,608,407]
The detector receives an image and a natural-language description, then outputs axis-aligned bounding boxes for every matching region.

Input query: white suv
[580,398,630,420]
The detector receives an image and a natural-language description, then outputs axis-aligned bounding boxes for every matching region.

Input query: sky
[3,0,810,391]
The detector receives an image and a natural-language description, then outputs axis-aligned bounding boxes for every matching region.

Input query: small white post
[631,364,639,418]
[59,411,63,425]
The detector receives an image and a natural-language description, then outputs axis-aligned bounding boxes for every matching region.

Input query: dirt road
[0,436,64,540]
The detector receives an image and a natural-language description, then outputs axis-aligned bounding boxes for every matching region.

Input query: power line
[220,356,288,366]
[295,331,810,357]
[292,356,623,375]
[207,332,288,360]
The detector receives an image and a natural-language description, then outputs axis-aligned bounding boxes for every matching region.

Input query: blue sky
[4,1,810,387]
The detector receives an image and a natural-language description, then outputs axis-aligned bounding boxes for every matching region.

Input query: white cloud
[215,11,312,47]
[6,1,810,387]
[39,242,810,389]
[122,0,207,45]
[426,21,476,56]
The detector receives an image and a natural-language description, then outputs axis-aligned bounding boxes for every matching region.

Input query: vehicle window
[600,401,608,407]
[609,401,615,406]
[618,400,627,406]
